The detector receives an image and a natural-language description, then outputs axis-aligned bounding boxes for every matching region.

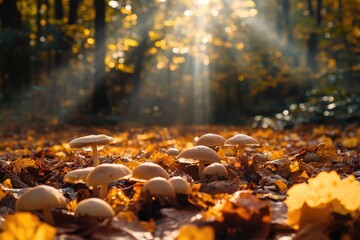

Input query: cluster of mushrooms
[14,132,260,225]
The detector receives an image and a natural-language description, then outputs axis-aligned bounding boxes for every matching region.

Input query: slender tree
[0,0,22,29]
[126,0,157,119]
[0,0,30,102]
[55,0,64,20]
[91,0,110,115]
[68,0,80,24]
[307,0,323,69]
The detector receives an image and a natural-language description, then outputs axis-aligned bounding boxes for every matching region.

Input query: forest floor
[0,123,359,239]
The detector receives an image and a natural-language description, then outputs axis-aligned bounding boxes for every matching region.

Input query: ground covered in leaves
[0,124,359,240]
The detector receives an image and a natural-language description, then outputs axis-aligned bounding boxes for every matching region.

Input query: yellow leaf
[11,158,37,174]
[341,137,358,149]
[66,200,77,212]
[140,219,156,233]
[274,179,288,193]
[0,189,6,201]
[289,161,299,172]
[176,224,214,240]
[332,175,360,217]
[0,212,56,240]
[3,178,13,188]
[106,187,130,209]
[269,151,284,160]
[117,211,137,222]
[285,171,360,230]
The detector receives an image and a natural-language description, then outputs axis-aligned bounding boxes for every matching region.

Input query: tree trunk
[306,0,322,69]
[275,0,283,37]
[126,5,156,119]
[55,0,64,20]
[0,0,22,29]
[91,0,110,115]
[68,0,80,24]
[337,0,354,92]
[0,0,31,103]
[307,33,317,68]
[316,0,322,26]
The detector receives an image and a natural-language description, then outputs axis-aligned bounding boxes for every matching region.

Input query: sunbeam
[2,0,349,127]
[191,1,211,124]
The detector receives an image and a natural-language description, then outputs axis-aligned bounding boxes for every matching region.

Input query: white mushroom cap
[64,167,95,184]
[86,163,132,199]
[177,146,220,181]
[75,198,114,218]
[166,148,180,156]
[177,146,220,164]
[69,134,116,150]
[195,133,226,147]
[168,176,191,195]
[16,185,66,212]
[16,185,66,225]
[69,134,117,166]
[203,163,228,179]
[86,164,132,186]
[141,177,176,202]
[131,162,169,181]
[224,134,260,147]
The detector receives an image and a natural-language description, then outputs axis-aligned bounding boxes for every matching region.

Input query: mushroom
[177,146,220,181]
[69,134,116,166]
[168,176,191,195]
[166,147,180,156]
[203,163,228,180]
[303,152,320,163]
[141,177,177,206]
[75,198,114,218]
[63,167,95,184]
[86,163,132,199]
[16,185,66,225]
[224,134,260,157]
[195,133,226,150]
[131,162,169,181]
[251,153,269,167]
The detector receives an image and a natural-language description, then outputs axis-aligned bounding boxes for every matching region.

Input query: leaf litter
[0,124,359,239]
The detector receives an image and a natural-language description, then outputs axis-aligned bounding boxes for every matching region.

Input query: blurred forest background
[0,0,359,128]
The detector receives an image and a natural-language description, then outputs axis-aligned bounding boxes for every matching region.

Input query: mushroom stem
[236,145,245,158]
[99,183,108,199]
[43,207,55,225]
[198,162,205,181]
[93,186,100,198]
[92,144,99,166]
[170,196,179,208]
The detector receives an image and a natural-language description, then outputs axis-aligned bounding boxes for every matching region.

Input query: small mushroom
[195,133,226,150]
[303,152,320,163]
[69,134,117,166]
[177,146,220,181]
[86,163,132,199]
[168,176,191,195]
[75,198,114,218]
[166,147,180,156]
[203,163,228,180]
[131,162,169,181]
[168,176,191,206]
[251,153,269,166]
[141,177,177,206]
[224,134,260,157]
[16,185,66,225]
[63,167,95,184]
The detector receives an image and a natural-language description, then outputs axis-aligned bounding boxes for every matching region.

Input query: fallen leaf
[175,224,214,240]
[0,212,56,240]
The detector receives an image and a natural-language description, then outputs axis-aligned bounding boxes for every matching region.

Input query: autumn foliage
[0,124,359,239]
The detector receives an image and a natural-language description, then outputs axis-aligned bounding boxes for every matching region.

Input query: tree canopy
[0,0,359,126]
